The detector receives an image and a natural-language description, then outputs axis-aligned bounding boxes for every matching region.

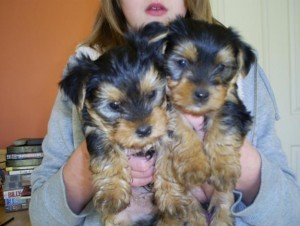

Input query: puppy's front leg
[155,139,208,226]
[88,137,131,226]
[173,114,210,187]
[154,142,190,226]
[204,114,242,226]
[156,115,209,226]
[208,190,234,226]
[204,114,242,192]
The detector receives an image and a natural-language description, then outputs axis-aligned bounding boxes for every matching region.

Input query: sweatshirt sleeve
[29,47,100,226]
[29,90,93,226]
[231,65,300,225]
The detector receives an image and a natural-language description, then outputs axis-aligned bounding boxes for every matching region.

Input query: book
[7,169,34,175]
[3,174,31,190]
[20,174,31,187]
[6,152,43,160]
[6,145,42,154]
[13,138,43,146]
[5,166,36,172]
[20,185,31,199]
[5,196,29,205]
[6,158,42,167]
[3,186,31,212]
[3,175,22,191]
[4,199,30,212]
[3,188,23,199]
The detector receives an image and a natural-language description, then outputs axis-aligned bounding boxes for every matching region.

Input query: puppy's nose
[136,125,152,138]
[194,89,209,103]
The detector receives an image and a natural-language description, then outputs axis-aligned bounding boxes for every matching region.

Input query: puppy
[59,22,169,226]
[163,18,254,226]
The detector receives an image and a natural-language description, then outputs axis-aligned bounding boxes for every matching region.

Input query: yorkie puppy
[162,18,254,226]
[59,22,170,226]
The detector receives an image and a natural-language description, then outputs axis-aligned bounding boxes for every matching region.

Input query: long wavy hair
[82,0,216,51]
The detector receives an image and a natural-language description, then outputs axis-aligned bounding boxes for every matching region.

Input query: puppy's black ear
[126,22,168,55]
[239,41,256,76]
[59,55,99,110]
[229,28,256,76]
[125,22,168,71]
[167,16,194,40]
[141,21,168,46]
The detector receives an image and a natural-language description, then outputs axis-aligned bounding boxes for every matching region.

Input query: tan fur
[153,107,210,225]
[91,145,131,225]
[164,29,253,224]
[168,77,229,115]
[140,66,164,93]
[99,83,125,103]
[113,107,168,149]
[215,46,235,66]
[175,41,198,62]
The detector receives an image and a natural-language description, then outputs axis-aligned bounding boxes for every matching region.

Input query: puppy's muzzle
[194,88,209,103]
[136,124,152,138]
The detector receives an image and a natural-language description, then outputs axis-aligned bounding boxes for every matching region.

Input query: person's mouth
[145,3,168,16]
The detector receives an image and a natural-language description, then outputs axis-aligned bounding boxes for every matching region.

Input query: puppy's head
[165,17,256,115]
[59,22,168,152]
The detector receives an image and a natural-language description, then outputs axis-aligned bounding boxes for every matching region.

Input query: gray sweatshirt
[29,47,300,226]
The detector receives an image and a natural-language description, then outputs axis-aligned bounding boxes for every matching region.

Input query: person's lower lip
[146,4,167,16]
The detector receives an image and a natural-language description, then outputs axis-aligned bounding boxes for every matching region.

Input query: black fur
[164,18,255,225]
[165,17,256,82]
[59,22,168,226]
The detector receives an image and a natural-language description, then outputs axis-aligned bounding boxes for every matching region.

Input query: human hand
[63,141,94,214]
[128,153,156,187]
[190,140,261,206]
[190,183,215,204]
[236,139,261,205]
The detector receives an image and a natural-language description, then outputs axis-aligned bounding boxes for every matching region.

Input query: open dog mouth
[126,144,156,160]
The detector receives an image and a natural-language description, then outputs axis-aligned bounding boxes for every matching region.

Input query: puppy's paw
[94,189,131,215]
[210,210,233,226]
[158,196,188,219]
[177,158,210,187]
[210,168,239,191]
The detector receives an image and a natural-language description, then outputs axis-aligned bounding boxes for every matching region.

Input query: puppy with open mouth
[59,22,169,226]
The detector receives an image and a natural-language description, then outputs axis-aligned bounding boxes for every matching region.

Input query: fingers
[128,155,156,187]
[131,169,154,187]
[190,183,214,203]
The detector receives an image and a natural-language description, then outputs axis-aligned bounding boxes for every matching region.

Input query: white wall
[211,0,300,179]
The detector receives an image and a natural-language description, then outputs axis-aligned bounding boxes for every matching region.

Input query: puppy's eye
[147,90,156,100]
[177,59,188,69]
[109,101,121,112]
[214,64,226,74]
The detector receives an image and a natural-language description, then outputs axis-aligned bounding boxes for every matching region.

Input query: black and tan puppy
[163,18,254,226]
[59,22,170,226]
[60,21,210,226]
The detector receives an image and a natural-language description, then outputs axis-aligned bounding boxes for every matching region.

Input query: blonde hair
[83,0,215,51]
